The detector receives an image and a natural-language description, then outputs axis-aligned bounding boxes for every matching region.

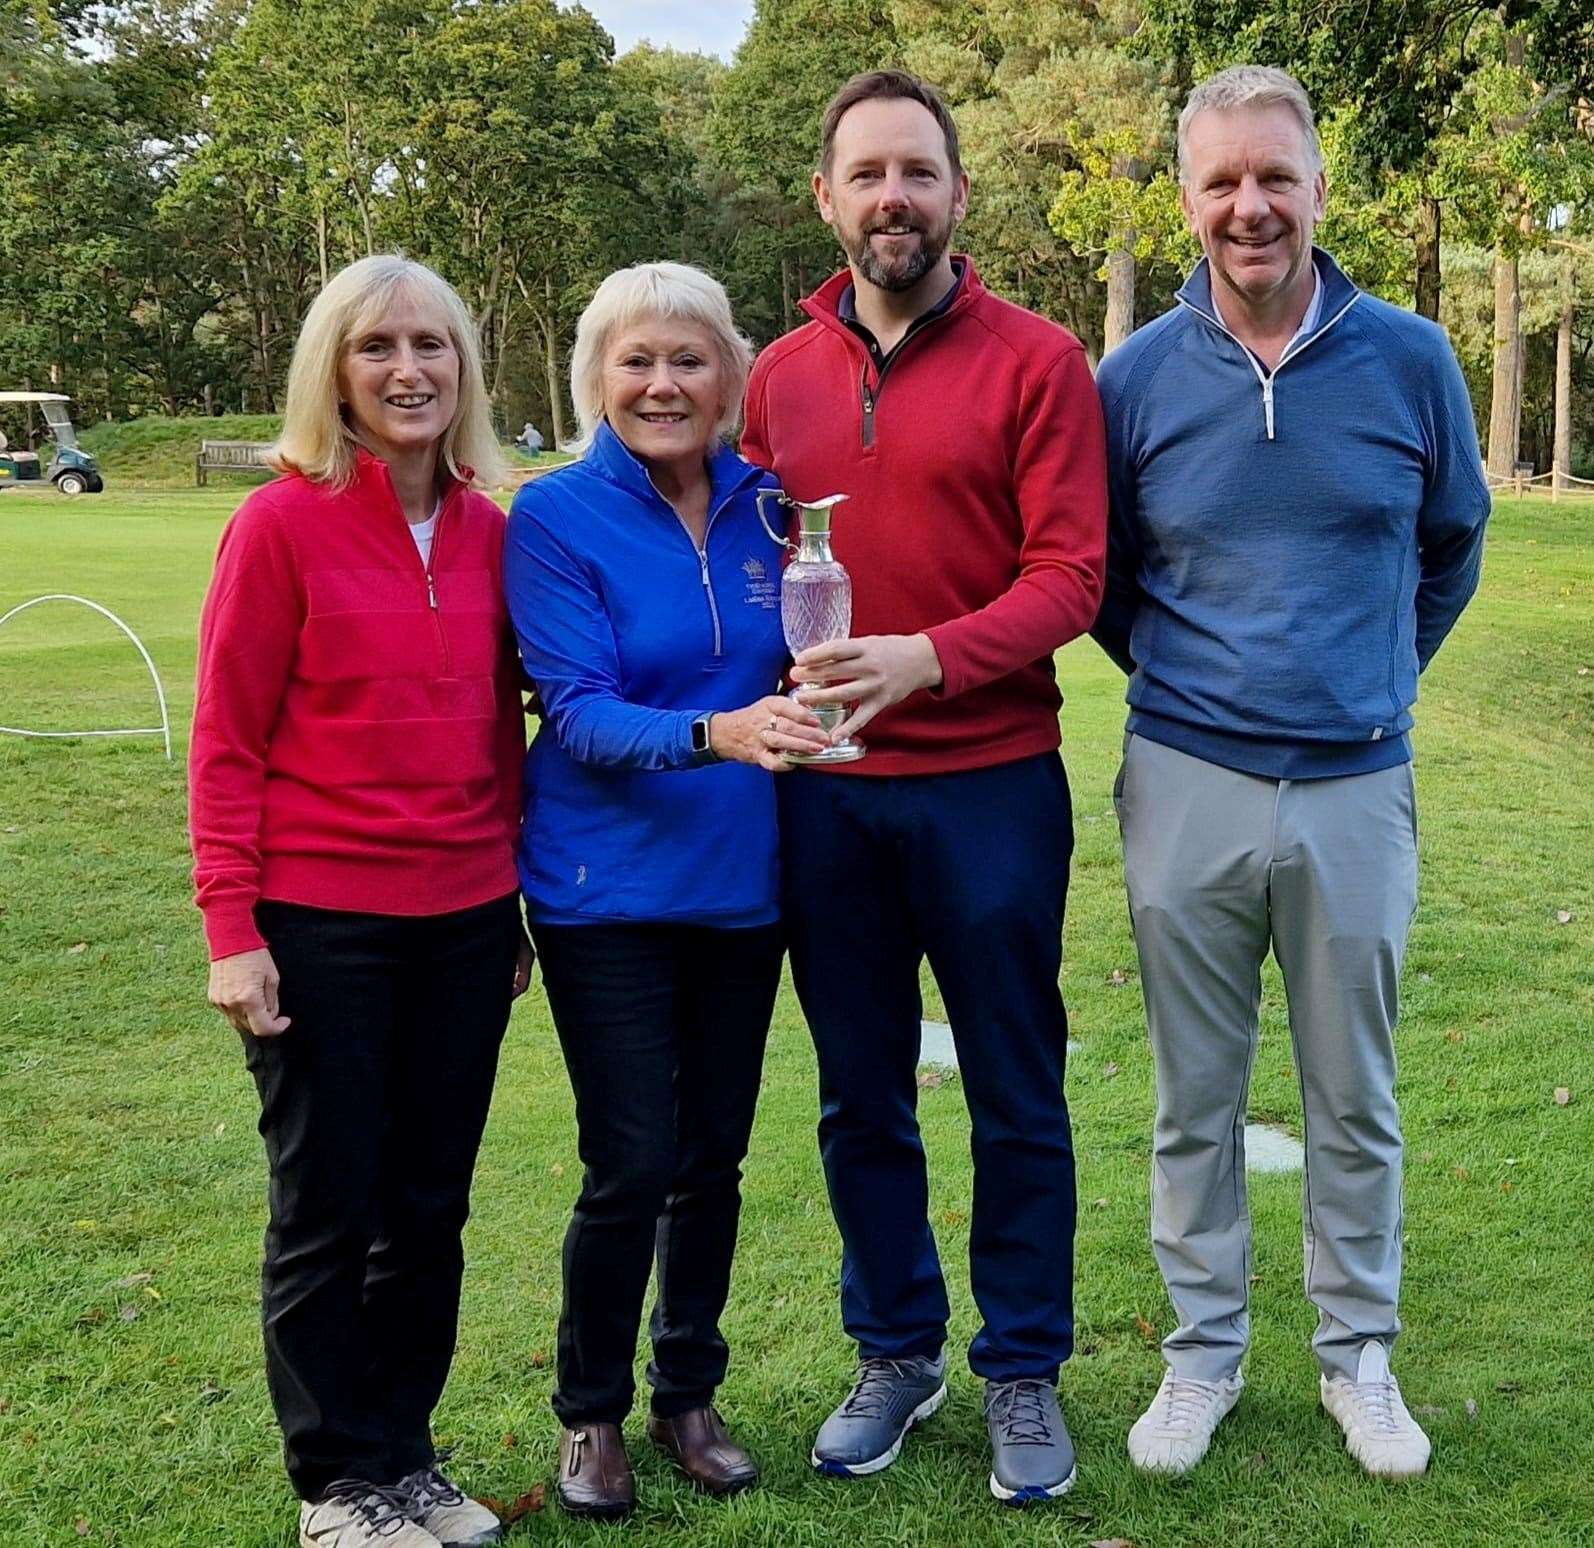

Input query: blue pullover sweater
[504,423,788,926]
[1093,250,1491,779]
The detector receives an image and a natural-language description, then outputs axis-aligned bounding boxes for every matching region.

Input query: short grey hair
[567,261,754,456]
[1176,65,1322,183]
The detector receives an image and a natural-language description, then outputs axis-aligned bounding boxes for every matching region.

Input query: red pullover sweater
[189,451,524,959]
[741,259,1107,774]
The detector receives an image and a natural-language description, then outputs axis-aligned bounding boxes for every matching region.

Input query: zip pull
[860,379,877,449]
[426,573,438,609]
[1262,377,1276,440]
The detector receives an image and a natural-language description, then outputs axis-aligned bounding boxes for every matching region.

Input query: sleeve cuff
[203,903,267,962]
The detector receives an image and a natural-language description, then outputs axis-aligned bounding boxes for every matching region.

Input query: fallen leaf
[3,825,20,833]
[529,1350,547,1369]
[1554,1087,1572,1106]
[940,1208,967,1226]
[1419,1150,1435,1163]
[1107,969,1129,987]
[1465,1398,1479,1421]
[550,1163,564,1178]
[917,1070,944,1089]
[1496,1380,1522,1394]
[1452,1165,1471,1181]
[68,942,88,955]
[199,1382,228,1405]
[75,1309,106,1329]
[144,1286,163,1302]
[501,1432,517,1449]
[118,1304,140,1323]
[214,1122,227,1136]
[498,1485,546,1523]
[1444,1029,1464,1044]
[74,1520,90,1538]
[1500,1181,1514,1193]
[1556,909,1574,924]
[1103,1062,1120,1079]
[1092,1197,1109,1209]
[0,1397,10,1413]
[1578,666,1590,677]
[1133,1313,1158,1346]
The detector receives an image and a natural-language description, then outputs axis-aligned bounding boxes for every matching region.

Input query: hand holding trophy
[756,488,867,764]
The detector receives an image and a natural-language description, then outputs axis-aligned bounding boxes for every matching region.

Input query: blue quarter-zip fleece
[505,423,789,925]
[1093,250,1491,779]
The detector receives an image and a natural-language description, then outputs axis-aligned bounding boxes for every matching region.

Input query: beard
[842,211,955,292]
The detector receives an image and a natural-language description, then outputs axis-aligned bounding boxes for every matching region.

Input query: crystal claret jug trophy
[756,487,866,765]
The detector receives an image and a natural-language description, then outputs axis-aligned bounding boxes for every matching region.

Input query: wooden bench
[196,440,274,486]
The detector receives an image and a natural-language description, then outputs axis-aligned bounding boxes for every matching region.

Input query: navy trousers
[778,752,1077,1383]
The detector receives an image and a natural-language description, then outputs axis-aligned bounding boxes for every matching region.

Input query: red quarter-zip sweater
[741,259,1107,774]
[189,451,524,960]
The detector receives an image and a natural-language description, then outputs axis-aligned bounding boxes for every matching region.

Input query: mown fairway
[1,490,1590,1547]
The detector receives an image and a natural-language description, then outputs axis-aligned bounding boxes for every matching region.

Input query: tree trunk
[1486,246,1521,480]
[1553,257,1574,496]
[1414,196,1441,321]
[543,275,568,448]
[317,203,330,289]
[1104,247,1136,353]
[780,253,794,333]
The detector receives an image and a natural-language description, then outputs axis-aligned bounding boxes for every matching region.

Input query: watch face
[693,717,710,752]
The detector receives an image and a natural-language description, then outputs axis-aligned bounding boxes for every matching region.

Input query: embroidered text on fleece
[1092,249,1491,780]
[504,424,789,927]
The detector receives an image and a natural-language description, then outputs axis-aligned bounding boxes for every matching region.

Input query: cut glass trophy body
[756,489,866,764]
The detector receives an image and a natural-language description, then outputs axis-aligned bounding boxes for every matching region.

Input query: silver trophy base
[785,739,866,765]
[783,692,865,764]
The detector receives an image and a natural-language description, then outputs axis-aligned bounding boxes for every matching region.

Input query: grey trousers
[1116,733,1418,1383]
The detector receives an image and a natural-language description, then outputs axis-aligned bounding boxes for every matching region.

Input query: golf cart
[0,392,103,495]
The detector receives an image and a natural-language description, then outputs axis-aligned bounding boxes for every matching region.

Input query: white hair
[567,262,753,457]
[1177,65,1323,183]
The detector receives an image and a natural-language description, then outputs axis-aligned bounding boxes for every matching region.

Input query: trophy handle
[755,488,797,552]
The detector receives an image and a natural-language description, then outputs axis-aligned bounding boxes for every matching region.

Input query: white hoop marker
[0,593,173,760]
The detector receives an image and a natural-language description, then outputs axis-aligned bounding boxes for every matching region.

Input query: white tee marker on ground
[918,1020,1081,1069]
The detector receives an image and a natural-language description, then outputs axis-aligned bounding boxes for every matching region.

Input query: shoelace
[987,1380,1054,1447]
[840,1359,924,1419]
[319,1479,415,1538]
[404,1466,465,1510]
[1348,1379,1405,1435]
[1152,1376,1226,1431]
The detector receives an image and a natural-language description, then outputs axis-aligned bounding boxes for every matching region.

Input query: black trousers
[244,894,521,1501]
[532,921,783,1426]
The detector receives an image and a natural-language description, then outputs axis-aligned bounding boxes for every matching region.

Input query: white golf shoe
[1320,1341,1431,1479]
[1127,1368,1245,1475]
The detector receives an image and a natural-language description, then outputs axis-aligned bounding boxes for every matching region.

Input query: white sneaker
[300,1481,443,1547]
[1127,1368,1245,1474]
[400,1464,503,1546]
[1320,1342,1431,1479]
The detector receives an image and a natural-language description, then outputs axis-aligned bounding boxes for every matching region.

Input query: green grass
[1,495,1590,1546]
[27,415,568,490]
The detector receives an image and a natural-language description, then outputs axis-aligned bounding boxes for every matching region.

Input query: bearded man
[740,69,1107,1505]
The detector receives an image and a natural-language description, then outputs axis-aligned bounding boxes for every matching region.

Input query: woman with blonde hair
[504,261,827,1519]
[190,254,528,1548]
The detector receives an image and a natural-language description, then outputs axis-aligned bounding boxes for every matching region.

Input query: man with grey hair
[1094,64,1489,1480]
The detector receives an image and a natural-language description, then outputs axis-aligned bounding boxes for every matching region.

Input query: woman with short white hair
[191,254,528,1548]
[505,261,826,1518]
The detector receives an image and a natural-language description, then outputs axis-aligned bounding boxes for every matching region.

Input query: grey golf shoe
[984,1380,1076,1505]
[811,1354,948,1476]
[398,1464,502,1546]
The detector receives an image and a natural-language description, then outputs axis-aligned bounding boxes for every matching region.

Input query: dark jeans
[531,920,783,1426]
[243,893,521,1501]
[778,754,1077,1383]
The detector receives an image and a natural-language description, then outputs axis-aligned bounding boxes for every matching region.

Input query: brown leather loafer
[556,1423,635,1519]
[647,1406,759,1495]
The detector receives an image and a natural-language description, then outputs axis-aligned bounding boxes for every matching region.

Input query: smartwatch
[690,713,720,764]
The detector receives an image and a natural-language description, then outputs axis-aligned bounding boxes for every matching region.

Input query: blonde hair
[567,262,754,457]
[271,254,507,490]
[1177,65,1322,183]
